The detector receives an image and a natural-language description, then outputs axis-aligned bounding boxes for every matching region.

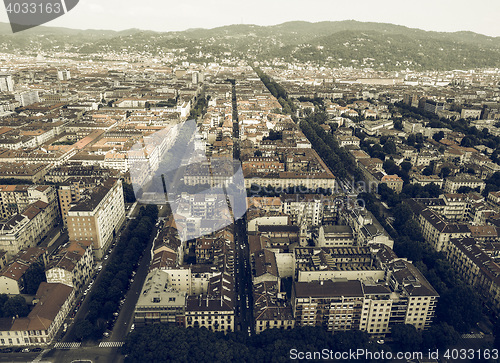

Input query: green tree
[432,131,445,142]
[436,285,483,332]
[392,203,414,228]
[383,159,400,175]
[0,294,8,317]
[382,140,397,155]
[422,165,434,176]
[439,167,451,178]
[23,262,46,295]
[391,324,422,351]
[400,161,412,173]
[3,295,29,318]
[422,322,460,350]
[74,320,95,341]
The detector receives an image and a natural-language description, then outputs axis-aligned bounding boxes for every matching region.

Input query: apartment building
[253,281,295,334]
[45,240,94,290]
[406,199,471,252]
[0,201,58,257]
[57,177,104,226]
[292,259,438,337]
[252,249,280,285]
[0,247,47,294]
[280,194,323,226]
[0,184,56,220]
[14,91,39,107]
[292,280,365,332]
[0,282,74,347]
[185,272,235,333]
[67,178,125,258]
[0,163,48,183]
[336,135,360,148]
[410,174,444,188]
[0,74,14,92]
[134,269,186,326]
[380,175,404,193]
[343,208,394,248]
[446,237,500,314]
[444,174,485,194]
[385,260,438,332]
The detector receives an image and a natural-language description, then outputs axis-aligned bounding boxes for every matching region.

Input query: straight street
[36,204,159,363]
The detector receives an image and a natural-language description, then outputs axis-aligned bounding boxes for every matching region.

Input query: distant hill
[1,20,500,70]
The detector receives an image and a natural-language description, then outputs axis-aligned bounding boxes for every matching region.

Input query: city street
[235,218,254,335]
[35,204,159,363]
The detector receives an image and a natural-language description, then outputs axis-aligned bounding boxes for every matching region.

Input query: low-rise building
[134,269,186,326]
[0,247,47,294]
[45,240,94,290]
[185,272,235,333]
[316,225,355,247]
[444,174,485,194]
[380,174,404,193]
[410,174,444,188]
[0,282,74,347]
[253,281,294,334]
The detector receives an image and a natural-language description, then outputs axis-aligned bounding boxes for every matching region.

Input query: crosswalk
[461,333,484,339]
[54,342,81,349]
[31,349,49,363]
[99,341,124,348]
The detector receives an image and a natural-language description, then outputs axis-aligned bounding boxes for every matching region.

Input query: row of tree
[188,96,208,120]
[124,324,384,363]
[254,68,297,115]
[300,113,362,180]
[74,205,158,341]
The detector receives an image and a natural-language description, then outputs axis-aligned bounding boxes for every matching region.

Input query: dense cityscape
[0,18,500,363]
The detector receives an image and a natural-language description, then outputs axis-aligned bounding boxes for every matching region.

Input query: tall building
[67,178,125,258]
[57,178,104,226]
[0,74,14,92]
[57,70,71,81]
[423,99,445,114]
[192,71,199,84]
[14,90,39,107]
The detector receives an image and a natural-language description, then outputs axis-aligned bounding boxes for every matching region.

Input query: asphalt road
[40,345,123,363]
[37,204,159,363]
[235,218,254,335]
[61,223,125,343]
[108,225,157,341]
[0,351,39,362]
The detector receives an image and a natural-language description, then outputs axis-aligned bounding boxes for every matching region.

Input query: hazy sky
[1,0,500,37]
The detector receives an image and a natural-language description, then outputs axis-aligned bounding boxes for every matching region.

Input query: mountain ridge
[1,20,499,70]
